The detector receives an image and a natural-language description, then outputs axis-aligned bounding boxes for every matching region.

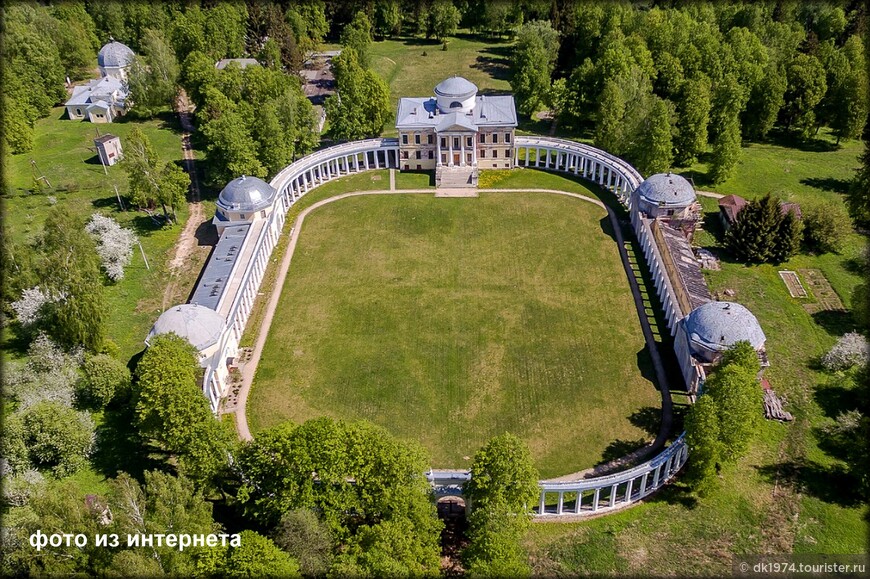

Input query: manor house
[396,76,517,179]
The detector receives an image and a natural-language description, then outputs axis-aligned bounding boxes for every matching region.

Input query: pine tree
[771,207,803,263]
[724,194,782,262]
[846,117,870,229]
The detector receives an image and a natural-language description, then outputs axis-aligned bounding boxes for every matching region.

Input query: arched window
[450,101,462,108]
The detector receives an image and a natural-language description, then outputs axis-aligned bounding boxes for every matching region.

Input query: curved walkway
[234,187,674,475]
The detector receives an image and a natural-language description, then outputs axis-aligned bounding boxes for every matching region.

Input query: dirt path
[233,188,672,458]
[161,91,206,310]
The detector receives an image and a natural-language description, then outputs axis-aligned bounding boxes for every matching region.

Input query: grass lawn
[249,191,660,477]
[395,170,435,189]
[362,32,512,136]
[2,107,196,362]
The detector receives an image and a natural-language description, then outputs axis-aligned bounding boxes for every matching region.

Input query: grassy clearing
[363,32,512,136]
[249,191,659,476]
[239,170,392,349]
[2,107,197,362]
[524,135,868,569]
[394,170,435,189]
[679,128,861,207]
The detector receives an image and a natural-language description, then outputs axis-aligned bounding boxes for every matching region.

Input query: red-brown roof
[718,194,747,223]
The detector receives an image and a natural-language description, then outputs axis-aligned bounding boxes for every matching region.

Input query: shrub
[20,401,95,477]
[78,353,132,408]
[1,469,46,507]
[3,333,82,410]
[822,332,870,371]
[803,200,853,253]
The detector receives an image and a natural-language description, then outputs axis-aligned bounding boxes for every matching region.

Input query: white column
[592,488,600,511]
[460,135,465,166]
[557,492,564,515]
[574,491,582,514]
[364,152,369,170]
[625,478,634,503]
[525,147,530,166]
[436,136,441,166]
[573,155,579,174]
[448,134,453,166]
[538,491,546,515]
[354,154,359,171]
[609,484,617,507]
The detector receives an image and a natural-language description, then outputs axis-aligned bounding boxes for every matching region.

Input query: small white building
[65,76,128,123]
[212,175,279,235]
[94,134,122,166]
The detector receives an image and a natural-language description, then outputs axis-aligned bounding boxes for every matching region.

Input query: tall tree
[771,207,804,263]
[465,432,540,514]
[675,76,711,166]
[704,362,762,463]
[709,114,742,185]
[594,79,625,155]
[744,61,787,140]
[35,209,105,351]
[324,48,391,140]
[426,0,462,42]
[683,392,721,494]
[847,118,870,229]
[340,11,373,68]
[222,531,300,577]
[782,52,827,138]
[134,334,233,486]
[510,20,560,116]
[122,127,190,223]
[635,97,674,175]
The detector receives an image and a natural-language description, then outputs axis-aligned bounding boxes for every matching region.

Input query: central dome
[434,76,478,113]
[148,304,225,352]
[217,175,277,213]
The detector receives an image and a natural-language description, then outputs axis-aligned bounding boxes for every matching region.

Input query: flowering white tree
[3,333,83,410]
[85,213,138,281]
[822,332,870,372]
[10,286,52,327]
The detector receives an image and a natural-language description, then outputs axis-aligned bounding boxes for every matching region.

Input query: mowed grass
[358,32,512,135]
[249,191,660,476]
[3,107,192,361]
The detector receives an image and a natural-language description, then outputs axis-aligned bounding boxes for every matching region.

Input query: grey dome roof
[149,304,225,351]
[683,301,766,354]
[98,41,135,68]
[217,175,277,212]
[635,173,696,207]
[434,76,478,99]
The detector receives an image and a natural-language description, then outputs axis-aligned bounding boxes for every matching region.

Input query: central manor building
[396,76,517,183]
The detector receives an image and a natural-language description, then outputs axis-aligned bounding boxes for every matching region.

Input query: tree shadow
[765,129,840,153]
[91,404,163,480]
[91,195,128,211]
[129,213,168,235]
[811,309,855,336]
[646,479,699,509]
[598,215,617,243]
[754,460,864,507]
[800,176,851,194]
[813,384,858,420]
[629,407,662,437]
[400,36,442,47]
[156,110,184,134]
[195,219,218,247]
[596,438,650,465]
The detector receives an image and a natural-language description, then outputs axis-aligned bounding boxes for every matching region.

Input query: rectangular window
[493,150,498,158]
[428,150,434,159]
[441,137,446,148]
[240,214,246,220]
[403,151,409,159]
[480,134,486,144]
[466,136,473,147]
[493,133,498,144]
[415,150,421,159]
[505,133,511,143]
[427,134,433,144]
[453,137,459,148]
[404,164,410,170]
[417,164,422,170]
[480,150,486,158]
[261,210,267,218]
[402,134,408,145]
[415,134,420,145]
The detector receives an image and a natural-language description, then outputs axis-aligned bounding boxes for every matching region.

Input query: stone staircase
[435,165,478,188]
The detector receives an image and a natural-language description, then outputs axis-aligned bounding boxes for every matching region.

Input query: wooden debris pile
[763,388,793,422]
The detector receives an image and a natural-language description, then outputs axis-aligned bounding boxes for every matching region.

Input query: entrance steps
[435,165,478,188]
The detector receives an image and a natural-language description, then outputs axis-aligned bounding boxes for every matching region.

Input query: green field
[340,33,513,136]
[249,191,660,477]
[2,107,198,361]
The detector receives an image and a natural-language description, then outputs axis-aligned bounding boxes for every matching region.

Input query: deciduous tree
[635,96,674,175]
[594,79,625,155]
[222,530,300,578]
[79,353,131,408]
[510,20,560,116]
[674,76,711,166]
[21,401,95,477]
[426,0,462,43]
[340,11,373,68]
[465,432,539,514]
[803,200,852,254]
[782,52,827,138]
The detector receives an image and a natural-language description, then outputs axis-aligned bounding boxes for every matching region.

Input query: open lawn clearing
[3,107,198,361]
[249,191,660,477]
